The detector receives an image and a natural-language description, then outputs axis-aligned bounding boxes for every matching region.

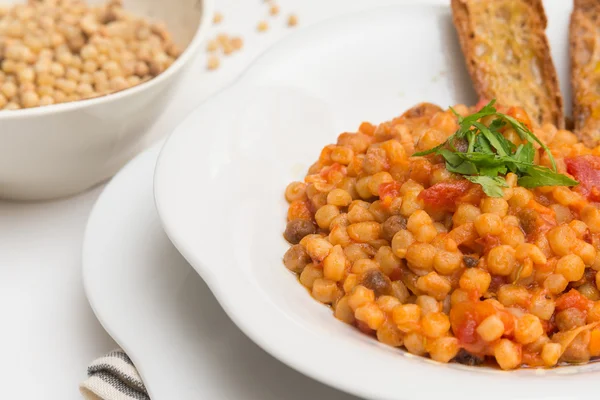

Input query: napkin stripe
[81,373,150,400]
[96,371,149,400]
[80,349,150,400]
[88,361,146,392]
[88,350,145,390]
[104,349,134,364]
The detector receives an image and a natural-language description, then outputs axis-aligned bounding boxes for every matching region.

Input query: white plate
[82,144,359,399]
[155,2,599,400]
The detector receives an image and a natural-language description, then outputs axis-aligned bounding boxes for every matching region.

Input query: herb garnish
[413,100,578,197]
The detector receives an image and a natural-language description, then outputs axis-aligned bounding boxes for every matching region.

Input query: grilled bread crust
[571,0,600,146]
[452,0,564,128]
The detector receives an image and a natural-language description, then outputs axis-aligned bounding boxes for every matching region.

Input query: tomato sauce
[555,289,590,312]
[378,181,402,208]
[565,155,600,201]
[475,234,502,254]
[418,180,472,212]
[450,301,514,354]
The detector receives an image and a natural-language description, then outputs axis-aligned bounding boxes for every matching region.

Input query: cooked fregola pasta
[283,101,600,369]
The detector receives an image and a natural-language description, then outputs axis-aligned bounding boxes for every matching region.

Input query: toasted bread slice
[451,0,564,128]
[571,0,600,146]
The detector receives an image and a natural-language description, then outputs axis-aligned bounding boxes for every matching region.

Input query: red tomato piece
[498,310,515,337]
[565,155,600,201]
[458,185,485,206]
[457,318,478,345]
[379,181,402,207]
[555,289,590,312]
[450,301,495,353]
[450,301,515,354]
[418,179,471,212]
[475,234,502,254]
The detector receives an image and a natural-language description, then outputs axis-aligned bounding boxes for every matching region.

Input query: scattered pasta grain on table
[270,4,280,16]
[204,29,243,70]
[0,0,181,110]
[212,11,223,24]
[206,54,219,71]
[287,14,298,27]
[205,5,297,71]
[283,100,600,370]
[257,20,269,32]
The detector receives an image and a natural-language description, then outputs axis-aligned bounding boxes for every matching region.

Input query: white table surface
[0,0,441,398]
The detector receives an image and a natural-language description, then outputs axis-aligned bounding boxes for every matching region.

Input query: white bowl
[155,3,599,400]
[0,0,213,200]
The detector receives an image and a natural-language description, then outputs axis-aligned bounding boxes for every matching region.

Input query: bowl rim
[0,0,214,121]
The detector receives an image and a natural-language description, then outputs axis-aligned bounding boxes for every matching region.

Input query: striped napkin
[80,349,149,400]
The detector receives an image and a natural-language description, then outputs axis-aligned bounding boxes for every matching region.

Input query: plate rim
[82,143,165,399]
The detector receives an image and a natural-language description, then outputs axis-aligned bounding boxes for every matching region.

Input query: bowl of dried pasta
[0,0,212,200]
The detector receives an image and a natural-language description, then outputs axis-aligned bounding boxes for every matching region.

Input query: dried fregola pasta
[0,0,181,110]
